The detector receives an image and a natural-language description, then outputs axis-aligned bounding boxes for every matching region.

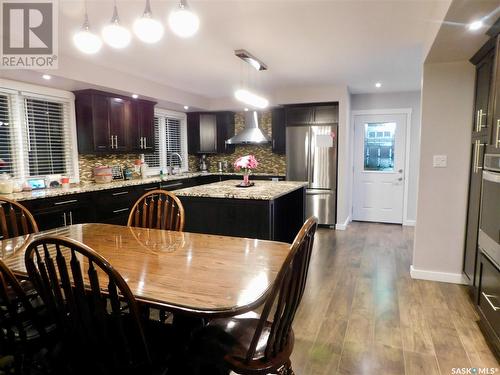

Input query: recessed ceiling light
[183,105,189,110]
[42,74,51,80]
[244,108,249,112]
[132,94,139,99]
[468,20,483,31]
[375,82,382,88]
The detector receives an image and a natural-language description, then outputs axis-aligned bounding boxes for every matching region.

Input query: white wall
[272,85,352,229]
[351,91,421,223]
[412,61,475,283]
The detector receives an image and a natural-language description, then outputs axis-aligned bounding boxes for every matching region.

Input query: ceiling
[426,0,500,63]
[2,0,485,109]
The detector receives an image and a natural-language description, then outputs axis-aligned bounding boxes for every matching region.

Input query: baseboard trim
[335,216,351,230]
[403,220,416,226]
[410,265,468,285]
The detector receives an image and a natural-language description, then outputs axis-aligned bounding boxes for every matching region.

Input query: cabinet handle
[482,292,500,311]
[110,136,114,149]
[272,139,275,149]
[478,109,487,130]
[54,199,78,206]
[474,140,484,174]
[112,191,129,196]
[160,182,183,189]
[115,135,118,148]
[143,186,157,191]
[63,212,67,226]
[69,211,73,225]
[112,208,129,214]
[140,137,143,149]
[496,119,500,148]
[144,138,147,149]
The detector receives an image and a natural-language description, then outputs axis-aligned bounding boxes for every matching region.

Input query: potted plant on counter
[234,155,259,187]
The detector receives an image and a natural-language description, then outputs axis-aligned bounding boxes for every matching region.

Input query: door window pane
[364,122,395,171]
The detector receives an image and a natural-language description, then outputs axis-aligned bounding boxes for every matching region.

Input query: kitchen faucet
[169,152,183,174]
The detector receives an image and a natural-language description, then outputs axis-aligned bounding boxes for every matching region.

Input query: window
[0,93,17,177]
[0,81,78,182]
[144,109,187,173]
[364,122,396,171]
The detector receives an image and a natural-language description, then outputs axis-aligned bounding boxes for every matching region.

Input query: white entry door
[352,113,407,224]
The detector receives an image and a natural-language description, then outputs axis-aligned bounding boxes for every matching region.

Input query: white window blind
[144,116,160,168]
[23,96,75,178]
[0,93,18,177]
[145,112,187,173]
[166,117,182,167]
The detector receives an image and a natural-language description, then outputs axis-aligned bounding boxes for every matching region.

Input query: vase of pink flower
[234,155,259,186]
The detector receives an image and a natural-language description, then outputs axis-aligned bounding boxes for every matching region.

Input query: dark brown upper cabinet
[74,89,156,154]
[187,111,235,155]
[285,104,338,126]
[271,108,286,154]
[129,101,156,153]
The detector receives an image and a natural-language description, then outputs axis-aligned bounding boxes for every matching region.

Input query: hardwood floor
[289,222,499,375]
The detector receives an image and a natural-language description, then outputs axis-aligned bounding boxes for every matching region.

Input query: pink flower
[234,155,259,171]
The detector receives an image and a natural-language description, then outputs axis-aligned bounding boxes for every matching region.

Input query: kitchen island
[175,180,307,243]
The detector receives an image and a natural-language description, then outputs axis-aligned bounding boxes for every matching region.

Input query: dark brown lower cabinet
[18,175,284,230]
[463,139,486,290]
[477,253,500,358]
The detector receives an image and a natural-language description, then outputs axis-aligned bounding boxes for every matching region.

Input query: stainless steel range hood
[226,111,270,145]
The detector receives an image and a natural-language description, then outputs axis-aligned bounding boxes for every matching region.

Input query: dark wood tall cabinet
[464,18,500,360]
[464,38,497,289]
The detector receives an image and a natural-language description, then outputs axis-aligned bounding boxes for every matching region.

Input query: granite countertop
[174,180,307,200]
[2,172,286,202]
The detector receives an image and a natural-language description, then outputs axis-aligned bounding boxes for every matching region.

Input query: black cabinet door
[473,49,495,139]
[285,107,313,125]
[490,35,500,149]
[139,101,155,153]
[108,97,130,152]
[477,254,500,357]
[199,114,217,154]
[75,92,110,153]
[463,139,486,283]
[313,105,338,124]
[216,112,235,154]
[187,113,200,155]
[271,108,286,154]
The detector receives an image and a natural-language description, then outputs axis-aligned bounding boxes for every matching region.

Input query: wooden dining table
[0,223,291,318]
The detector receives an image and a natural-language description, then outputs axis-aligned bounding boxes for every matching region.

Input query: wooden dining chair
[0,258,53,374]
[0,197,38,240]
[127,190,185,232]
[24,235,172,375]
[192,217,318,375]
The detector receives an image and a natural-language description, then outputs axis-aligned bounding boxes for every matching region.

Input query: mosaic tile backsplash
[78,154,140,183]
[188,111,286,175]
[79,111,286,183]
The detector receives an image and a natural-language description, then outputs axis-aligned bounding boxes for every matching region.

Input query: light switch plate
[433,155,447,168]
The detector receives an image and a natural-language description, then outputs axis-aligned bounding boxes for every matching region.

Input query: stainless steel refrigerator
[286,125,337,226]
